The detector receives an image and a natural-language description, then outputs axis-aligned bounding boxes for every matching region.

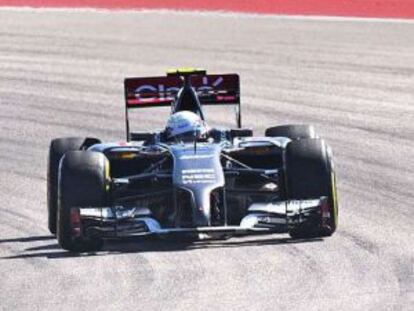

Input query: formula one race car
[47,68,338,251]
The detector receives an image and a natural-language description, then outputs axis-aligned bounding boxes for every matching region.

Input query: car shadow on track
[1,235,323,260]
[0,235,55,243]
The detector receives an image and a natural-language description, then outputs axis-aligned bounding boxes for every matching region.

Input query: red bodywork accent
[70,208,82,237]
[127,98,174,106]
[320,198,331,230]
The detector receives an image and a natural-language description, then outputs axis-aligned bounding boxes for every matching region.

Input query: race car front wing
[69,197,330,239]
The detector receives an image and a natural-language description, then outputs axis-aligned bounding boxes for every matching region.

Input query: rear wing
[124,73,241,140]
[124,74,240,107]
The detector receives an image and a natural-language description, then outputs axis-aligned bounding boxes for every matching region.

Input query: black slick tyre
[265,124,317,140]
[285,138,338,238]
[57,151,108,252]
[47,137,100,234]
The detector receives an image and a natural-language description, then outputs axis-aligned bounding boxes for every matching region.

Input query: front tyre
[285,138,338,238]
[47,137,100,234]
[57,151,109,252]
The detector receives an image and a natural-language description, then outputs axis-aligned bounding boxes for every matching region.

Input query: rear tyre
[57,151,108,252]
[285,138,338,238]
[265,124,317,140]
[47,137,100,234]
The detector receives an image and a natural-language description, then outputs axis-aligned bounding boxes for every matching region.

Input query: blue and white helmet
[166,111,208,139]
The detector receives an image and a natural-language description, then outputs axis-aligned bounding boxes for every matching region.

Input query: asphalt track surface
[0,9,413,311]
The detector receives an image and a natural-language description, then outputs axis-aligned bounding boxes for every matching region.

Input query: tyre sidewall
[47,137,100,234]
[57,150,108,251]
[285,138,338,237]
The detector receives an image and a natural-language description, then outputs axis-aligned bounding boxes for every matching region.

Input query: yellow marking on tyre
[105,158,110,191]
[331,172,338,227]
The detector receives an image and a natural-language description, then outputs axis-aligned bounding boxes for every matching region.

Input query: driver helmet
[165,111,208,141]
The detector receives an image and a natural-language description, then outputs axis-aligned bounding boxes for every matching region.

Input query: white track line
[0,6,413,23]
